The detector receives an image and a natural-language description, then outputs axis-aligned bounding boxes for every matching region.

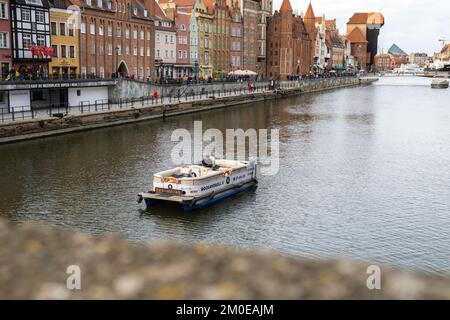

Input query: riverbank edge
[0,78,377,145]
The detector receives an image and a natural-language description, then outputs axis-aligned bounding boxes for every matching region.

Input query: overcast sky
[273,0,449,55]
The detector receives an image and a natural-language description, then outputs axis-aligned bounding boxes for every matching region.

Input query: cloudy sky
[273,0,449,55]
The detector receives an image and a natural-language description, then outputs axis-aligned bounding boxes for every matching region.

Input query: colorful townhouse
[49,2,80,79]
[0,0,12,79]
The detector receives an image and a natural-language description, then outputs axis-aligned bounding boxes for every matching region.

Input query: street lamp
[115,46,119,77]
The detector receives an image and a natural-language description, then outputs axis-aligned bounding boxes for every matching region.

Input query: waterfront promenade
[0,76,376,144]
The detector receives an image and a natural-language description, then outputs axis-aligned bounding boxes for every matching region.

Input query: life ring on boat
[191,172,197,178]
[164,177,178,184]
[168,184,173,190]
[223,169,232,177]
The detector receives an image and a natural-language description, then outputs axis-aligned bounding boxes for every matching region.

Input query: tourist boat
[431,79,449,89]
[137,156,258,211]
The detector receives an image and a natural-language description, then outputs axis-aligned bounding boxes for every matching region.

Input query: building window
[133,29,137,39]
[147,31,150,40]
[156,49,160,58]
[69,45,75,58]
[0,32,8,48]
[178,50,182,59]
[108,44,112,55]
[69,24,75,36]
[22,33,32,48]
[140,47,144,56]
[81,67,87,76]
[60,23,66,36]
[0,3,7,19]
[36,34,45,46]
[90,67,96,76]
[140,30,144,40]
[97,0,102,7]
[108,25,112,36]
[126,46,129,55]
[36,11,45,23]
[156,34,160,43]
[116,27,121,37]
[86,0,91,5]
[90,24,95,35]
[125,28,129,39]
[99,25,103,36]
[99,44,104,54]
[61,45,67,58]
[80,22,86,34]
[99,67,104,78]
[133,46,137,56]
[147,47,150,57]
[51,22,57,35]
[52,44,58,57]
[21,9,31,21]
[117,45,121,55]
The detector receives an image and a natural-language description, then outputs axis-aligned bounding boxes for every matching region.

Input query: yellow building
[49,6,80,79]
[194,0,214,79]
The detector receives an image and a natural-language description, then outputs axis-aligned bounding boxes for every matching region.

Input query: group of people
[2,66,49,81]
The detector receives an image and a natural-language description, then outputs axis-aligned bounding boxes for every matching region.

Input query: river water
[1,76,449,273]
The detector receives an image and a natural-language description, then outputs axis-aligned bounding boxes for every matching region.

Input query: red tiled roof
[304,2,315,19]
[280,0,292,12]
[204,0,214,13]
[154,0,168,20]
[325,19,335,30]
[348,12,384,25]
[158,0,196,5]
[315,17,322,24]
[347,27,367,43]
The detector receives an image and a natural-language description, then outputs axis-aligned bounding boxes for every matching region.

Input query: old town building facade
[0,0,12,79]
[265,0,313,80]
[74,0,155,80]
[49,2,80,79]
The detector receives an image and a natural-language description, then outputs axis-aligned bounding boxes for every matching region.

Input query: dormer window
[143,9,147,17]
[133,7,137,15]
[108,1,112,9]
[86,0,91,6]
[97,0,102,7]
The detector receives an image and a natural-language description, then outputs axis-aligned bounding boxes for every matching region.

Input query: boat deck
[140,192,194,203]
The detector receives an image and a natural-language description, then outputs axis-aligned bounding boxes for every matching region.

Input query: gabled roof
[154,0,171,21]
[280,0,292,12]
[388,44,407,56]
[304,2,314,19]
[325,19,336,30]
[347,27,367,43]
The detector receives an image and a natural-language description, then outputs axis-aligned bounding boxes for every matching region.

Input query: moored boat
[138,156,257,211]
[431,79,449,89]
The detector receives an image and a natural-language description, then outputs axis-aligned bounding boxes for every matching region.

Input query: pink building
[0,0,12,79]
[166,6,191,79]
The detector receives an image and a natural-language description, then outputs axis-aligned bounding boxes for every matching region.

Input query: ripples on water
[0,76,449,274]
